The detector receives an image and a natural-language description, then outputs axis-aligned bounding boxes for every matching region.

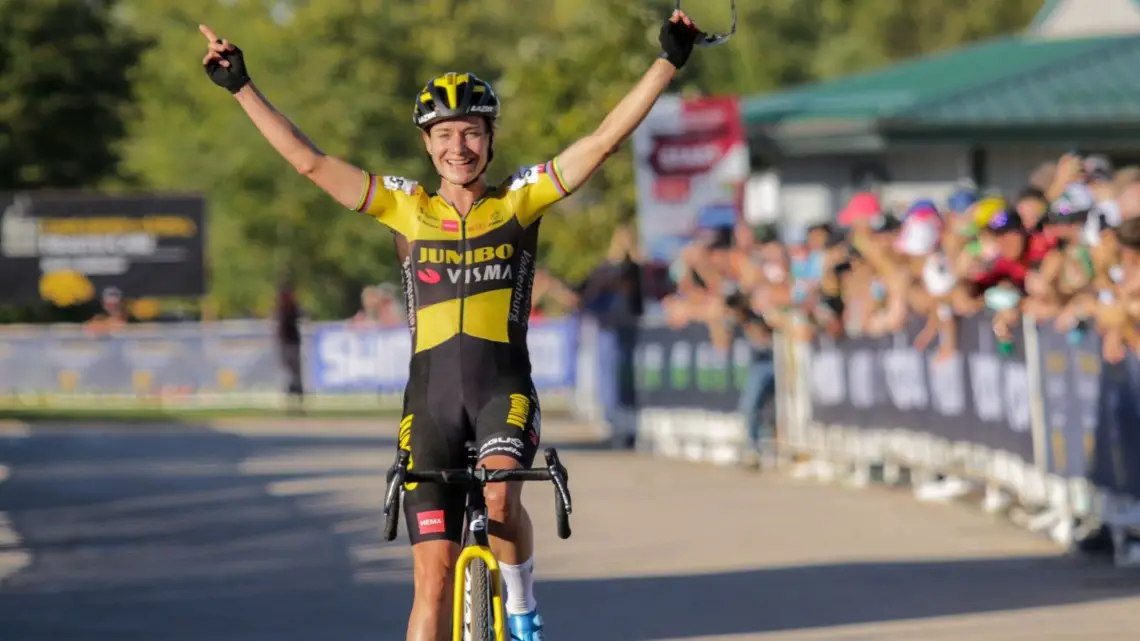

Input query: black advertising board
[0,192,206,305]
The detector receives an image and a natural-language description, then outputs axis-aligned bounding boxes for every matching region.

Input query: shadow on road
[535,555,1137,640]
[0,426,1135,640]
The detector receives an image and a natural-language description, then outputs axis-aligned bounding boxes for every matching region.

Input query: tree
[112,0,1047,318]
[0,0,144,190]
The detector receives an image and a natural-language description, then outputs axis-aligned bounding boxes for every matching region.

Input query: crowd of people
[660,150,1140,469]
[274,150,1140,459]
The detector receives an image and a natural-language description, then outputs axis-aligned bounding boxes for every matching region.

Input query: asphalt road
[0,419,1138,640]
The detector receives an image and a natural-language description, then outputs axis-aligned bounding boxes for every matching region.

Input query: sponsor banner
[631,95,749,264]
[807,313,1034,462]
[633,323,756,412]
[0,192,206,305]
[199,328,285,394]
[1087,354,1140,499]
[308,317,578,392]
[0,319,578,397]
[1036,326,1101,479]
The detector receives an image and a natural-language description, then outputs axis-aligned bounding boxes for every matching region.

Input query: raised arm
[199,25,365,210]
[554,11,701,192]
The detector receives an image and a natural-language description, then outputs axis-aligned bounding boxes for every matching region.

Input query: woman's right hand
[200,24,251,93]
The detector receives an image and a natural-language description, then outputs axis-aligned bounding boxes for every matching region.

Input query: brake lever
[383,450,410,514]
[544,449,573,515]
[675,0,736,47]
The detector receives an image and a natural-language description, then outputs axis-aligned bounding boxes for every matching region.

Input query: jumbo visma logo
[38,270,95,307]
[417,243,515,285]
[418,244,514,265]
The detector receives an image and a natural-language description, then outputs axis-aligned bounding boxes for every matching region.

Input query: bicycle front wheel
[464,558,495,641]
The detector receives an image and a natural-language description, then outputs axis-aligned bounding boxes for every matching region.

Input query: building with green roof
[742,0,1140,229]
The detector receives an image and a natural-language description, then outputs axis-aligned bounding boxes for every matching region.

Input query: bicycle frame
[383,447,572,641]
[453,475,505,641]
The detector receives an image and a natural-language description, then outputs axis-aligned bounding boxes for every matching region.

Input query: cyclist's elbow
[293,155,320,177]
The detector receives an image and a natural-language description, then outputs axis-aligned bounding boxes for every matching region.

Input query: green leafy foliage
[0,0,144,190]
[1,0,1046,319]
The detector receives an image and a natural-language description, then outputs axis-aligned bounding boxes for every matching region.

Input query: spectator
[531,269,579,320]
[579,223,643,328]
[1084,154,1116,205]
[662,224,734,329]
[579,223,645,446]
[275,271,304,415]
[351,284,404,328]
[718,223,783,469]
[83,287,132,336]
[724,281,777,470]
[1117,181,1140,220]
[1015,186,1050,232]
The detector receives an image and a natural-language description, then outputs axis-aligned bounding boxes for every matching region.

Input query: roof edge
[898,36,1130,117]
[742,35,1020,123]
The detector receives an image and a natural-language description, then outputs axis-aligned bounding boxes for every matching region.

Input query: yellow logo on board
[39,270,95,307]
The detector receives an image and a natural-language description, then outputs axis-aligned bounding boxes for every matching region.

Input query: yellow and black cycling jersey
[357,159,570,544]
[352,159,571,388]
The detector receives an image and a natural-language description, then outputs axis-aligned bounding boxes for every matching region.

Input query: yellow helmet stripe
[437,72,470,109]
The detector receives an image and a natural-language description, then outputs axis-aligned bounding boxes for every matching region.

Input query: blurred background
[8,1,1140,639]
[0,0,1057,407]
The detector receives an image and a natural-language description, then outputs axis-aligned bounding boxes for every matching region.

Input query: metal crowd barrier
[6,312,1140,562]
[0,318,579,410]
[621,312,1140,564]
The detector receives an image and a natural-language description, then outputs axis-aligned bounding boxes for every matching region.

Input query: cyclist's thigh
[473,388,540,467]
[400,393,468,545]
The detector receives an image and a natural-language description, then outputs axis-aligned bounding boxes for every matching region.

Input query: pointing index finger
[198,24,220,43]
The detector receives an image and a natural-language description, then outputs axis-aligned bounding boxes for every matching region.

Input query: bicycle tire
[465,558,494,641]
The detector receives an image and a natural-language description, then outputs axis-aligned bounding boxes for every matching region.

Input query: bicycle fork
[454,508,506,641]
[453,544,504,641]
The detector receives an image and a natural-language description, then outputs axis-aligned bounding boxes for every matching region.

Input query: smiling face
[422,116,492,186]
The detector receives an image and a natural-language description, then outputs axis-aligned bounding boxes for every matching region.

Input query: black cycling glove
[204,42,251,94]
[659,17,700,69]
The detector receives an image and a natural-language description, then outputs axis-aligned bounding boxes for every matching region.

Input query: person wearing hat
[964,206,1058,356]
[969,207,1057,295]
[1039,185,1098,302]
[888,205,961,361]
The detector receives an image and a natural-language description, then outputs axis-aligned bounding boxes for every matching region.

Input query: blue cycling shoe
[507,610,545,641]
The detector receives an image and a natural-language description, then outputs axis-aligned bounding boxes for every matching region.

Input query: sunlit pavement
[0,419,1138,640]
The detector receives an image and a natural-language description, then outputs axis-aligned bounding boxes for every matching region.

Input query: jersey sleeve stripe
[354,172,378,213]
[546,159,569,196]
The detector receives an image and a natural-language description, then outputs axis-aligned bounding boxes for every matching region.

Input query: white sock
[499,556,537,615]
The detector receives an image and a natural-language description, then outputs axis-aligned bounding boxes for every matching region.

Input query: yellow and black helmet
[413,72,500,130]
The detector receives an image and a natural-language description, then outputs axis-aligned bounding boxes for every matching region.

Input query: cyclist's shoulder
[376,175,428,201]
[500,162,555,194]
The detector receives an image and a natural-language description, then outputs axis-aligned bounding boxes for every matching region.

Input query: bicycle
[383,445,573,641]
